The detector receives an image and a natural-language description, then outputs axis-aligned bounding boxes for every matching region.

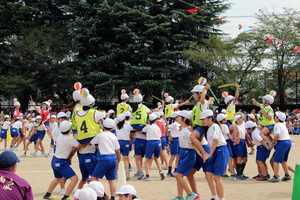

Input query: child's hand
[204,83,210,90]
[235,83,240,88]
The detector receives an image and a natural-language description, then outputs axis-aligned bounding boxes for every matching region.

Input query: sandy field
[6,135,299,200]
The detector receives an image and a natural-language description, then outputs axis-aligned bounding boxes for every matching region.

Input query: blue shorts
[176,148,196,176]
[0,129,8,139]
[19,130,24,138]
[248,132,253,140]
[131,124,146,133]
[44,122,50,127]
[72,129,78,135]
[225,121,232,127]
[228,139,236,158]
[233,139,247,158]
[78,137,94,144]
[129,142,133,152]
[206,146,229,175]
[274,140,291,163]
[170,138,179,155]
[50,139,54,146]
[256,145,270,162]
[78,153,98,181]
[29,134,38,144]
[226,139,233,157]
[193,126,208,136]
[134,138,147,157]
[193,145,211,172]
[118,140,130,156]
[263,125,274,131]
[92,155,117,180]
[160,137,167,150]
[145,140,161,159]
[37,130,46,140]
[51,156,76,179]
[10,128,19,137]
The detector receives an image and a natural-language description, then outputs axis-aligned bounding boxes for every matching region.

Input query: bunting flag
[187,7,201,13]
[293,46,300,53]
[264,38,276,43]
[276,42,286,47]
[218,16,225,21]
[238,24,243,30]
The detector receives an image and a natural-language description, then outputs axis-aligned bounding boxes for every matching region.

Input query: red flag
[293,46,300,53]
[264,38,276,43]
[187,8,201,13]
[218,16,225,20]
[276,42,286,47]
[157,0,162,2]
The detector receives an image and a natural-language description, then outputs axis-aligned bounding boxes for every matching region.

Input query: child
[116,113,133,181]
[90,118,121,200]
[268,111,292,182]
[46,115,57,157]
[200,110,229,200]
[247,122,270,181]
[172,110,197,200]
[141,113,165,181]
[232,115,248,180]
[0,115,11,150]
[114,185,137,200]
[20,117,36,157]
[43,121,79,200]
[71,83,83,139]
[217,113,236,180]
[116,89,131,116]
[10,116,23,151]
[224,84,239,126]
[13,98,21,119]
[154,112,168,170]
[164,93,188,121]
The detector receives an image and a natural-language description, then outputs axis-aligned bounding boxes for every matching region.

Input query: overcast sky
[220,0,300,37]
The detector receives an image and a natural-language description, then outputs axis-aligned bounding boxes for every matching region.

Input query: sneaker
[194,194,201,199]
[141,176,151,181]
[253,174,262,179]
[236,175,245,180]
[171,197,184,200]
[137,171,144,180]
[43,195,58,199]
[222,174,230,179]
[41,152,47,157]
[267,174,271,179]
[249,148,255,155]
[46,153,51,157]
[134,171,140,177]
[241,174,249,179]
[20,153,27,157]
[230,175,237,180]
[30,152,36,157]
[60,188,66,195]
[160,172,165,180]
[167,172,175,177]
[281,174,292,181]
[62,197,70,200]
[256,176,268,181]
[185,192,197,200]
[9,147,14,151]
[268,176,280,183]
[126,170,130,181]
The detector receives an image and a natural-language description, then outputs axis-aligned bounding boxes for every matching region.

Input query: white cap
[88,181,104,197]
[117,113,125,122]
[4,115,10,119]
[57,112,67,119]
[262,95,274,104]
[31,118,36,122]
[244,121,256,129]
[225,95,235,104]
[160,111,164,116]
[221,109,226,114]
[36,115,42,119]
[51,115,56,119]
[275,111,286,121]
[60,121,71,132]
[248,114,255,120]
[153,112,161,118]
[132,94,143,103]
[13,101,21,106]
[178,110,191,120]
[200,110,214,119]
[171,111,179,118]
[114,185,137,196]
[121,93,129,100]
[108,109,115,115]
[43,101,50,107]
[74,187,97,200]
[165,96,174,103]
[149,113,157,121]
[81,94,95,107]
[217,113,228,122]
[124,111,132,118]
[234,114,242,122]
[73,90,82,102]
[191,85,206,94]
[103,118,114,129]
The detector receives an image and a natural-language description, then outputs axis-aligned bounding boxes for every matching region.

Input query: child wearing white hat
[164,93,188,121]
[71,82,83,139]
[223,84,239,126]
[0,115,11,150]
[13,98,21,119]
[90,118,121,200]
[115,185,138,200]
[116,89,131,116]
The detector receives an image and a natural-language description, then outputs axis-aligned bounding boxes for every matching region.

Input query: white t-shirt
[52,126,61,143]
[228,102,235,112]
[2,121,11,129]
[236,124,246,140]
[168,121,180,138]
[79,144,96,154]
[90,131,120,155]
[12,120,22,129]
[206,123,227,147]
[201,137,209,145]
[134,131,147,140]
[252,128,264,146]
[179,127,193,149]
[49,122,58,131]
[33,122,46,131]
[142,123,161,140]
[220,124,230,140]
[273,122,291,140]
[77,110,105,123]
[116,121,133,140]
[55,134,79,159]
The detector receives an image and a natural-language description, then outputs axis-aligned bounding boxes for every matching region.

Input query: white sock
[48,147,53,155]
[212,195,219,199]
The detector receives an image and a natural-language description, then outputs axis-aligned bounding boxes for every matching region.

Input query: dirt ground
[8,135,299,200]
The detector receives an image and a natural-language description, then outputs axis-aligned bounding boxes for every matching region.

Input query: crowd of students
[0,80,296,200]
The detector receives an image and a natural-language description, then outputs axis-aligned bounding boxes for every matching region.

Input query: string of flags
[156,0,300,53]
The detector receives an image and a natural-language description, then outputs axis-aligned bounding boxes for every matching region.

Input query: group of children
[0,80,294,200]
